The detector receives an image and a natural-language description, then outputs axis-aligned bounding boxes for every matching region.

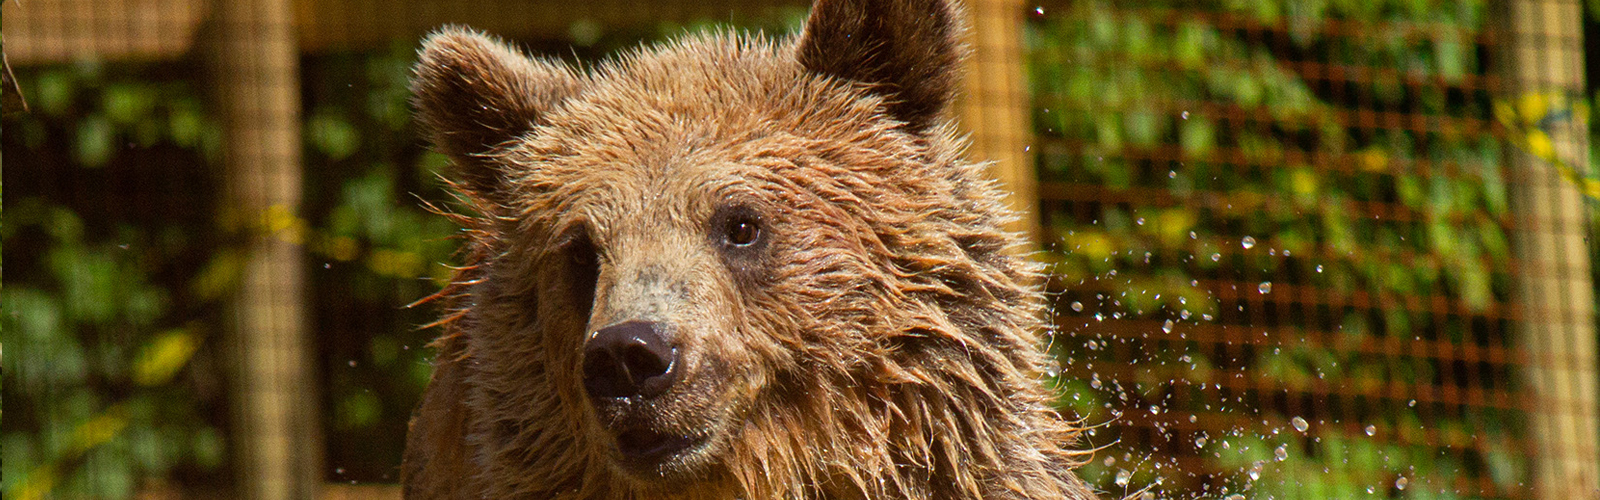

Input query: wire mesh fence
[1,0,1596,499]
[1028,1,1597,498]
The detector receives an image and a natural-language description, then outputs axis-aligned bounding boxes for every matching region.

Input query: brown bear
[401,0,1099,498]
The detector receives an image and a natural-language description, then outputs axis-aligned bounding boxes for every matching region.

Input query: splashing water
[1291,416,1308,432]
[1114,469,1132,487]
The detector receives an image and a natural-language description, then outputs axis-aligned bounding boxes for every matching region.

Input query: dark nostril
[582,321,679,399]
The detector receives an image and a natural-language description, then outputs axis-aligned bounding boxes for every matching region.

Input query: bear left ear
[796,0,967,131]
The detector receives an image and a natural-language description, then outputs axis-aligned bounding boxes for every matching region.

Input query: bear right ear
[411,26,581,196]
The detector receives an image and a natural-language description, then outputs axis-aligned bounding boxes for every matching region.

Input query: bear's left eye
[724,216,760,247]
[712,203,768,256]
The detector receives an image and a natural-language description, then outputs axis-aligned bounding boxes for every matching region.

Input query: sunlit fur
[401,2,1099,499]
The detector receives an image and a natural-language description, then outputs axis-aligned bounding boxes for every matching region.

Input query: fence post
[1502,1,1600,498]
[207,0,320,497]
[958,0,1039,246]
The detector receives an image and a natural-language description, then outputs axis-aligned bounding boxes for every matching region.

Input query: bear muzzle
[581,320,715,472]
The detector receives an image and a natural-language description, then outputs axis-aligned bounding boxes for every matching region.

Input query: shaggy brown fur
[401,1,1098,499]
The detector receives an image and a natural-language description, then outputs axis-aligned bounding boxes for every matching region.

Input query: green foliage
[3,62,228,499]
[1030,0,1525,498]
[298,44,464,481]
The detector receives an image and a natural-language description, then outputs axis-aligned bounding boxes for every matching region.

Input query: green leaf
[307,112,362,161]
[73,115,116,168]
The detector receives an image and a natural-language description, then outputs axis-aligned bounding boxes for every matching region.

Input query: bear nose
[582,321,679,400]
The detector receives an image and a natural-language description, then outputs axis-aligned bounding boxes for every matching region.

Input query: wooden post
[1502,0,1599,498]
[957,0,1040,246]
[207,0,319,498]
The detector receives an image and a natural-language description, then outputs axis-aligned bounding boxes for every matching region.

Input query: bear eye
[724,215,761,247]
[711,204,769,283]
[560,229,601,317]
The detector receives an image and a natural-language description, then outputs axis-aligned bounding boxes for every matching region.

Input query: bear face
[403,1,1097,499]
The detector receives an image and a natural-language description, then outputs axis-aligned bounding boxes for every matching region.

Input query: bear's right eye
[561,231,600,317]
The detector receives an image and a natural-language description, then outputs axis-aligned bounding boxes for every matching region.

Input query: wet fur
[402,1,1098,499]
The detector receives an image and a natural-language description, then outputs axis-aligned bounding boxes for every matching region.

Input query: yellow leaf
[1584,179,1600,200]
[1290,168,1318,196]
[191,250,244,301]
[1155,209,1197,246]
[1066,231,1115,263]
[1492,102,1515,126]
[133,328,201,386]
[1525,130,1554,161]
[1358,149,1389,172]
[70,403,130,451]
[1517,92,1551,125]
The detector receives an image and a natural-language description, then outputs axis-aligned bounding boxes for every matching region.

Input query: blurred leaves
[1031,0,1520,498]
[4,62,227,499]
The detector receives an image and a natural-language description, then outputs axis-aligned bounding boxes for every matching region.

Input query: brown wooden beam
[2,0,805,64]
[1501,0,1600,498]
[207,0,319,497]
[955,0,1040,246]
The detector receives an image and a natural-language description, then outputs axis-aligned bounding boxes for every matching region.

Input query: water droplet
[1139,492,1155,500]
[348,360,358,367]
[1225,495,1244,500]
[1136,217,1146,225]
[1162,319,1174,333]
[1316,264,1324,273]
[1071,301,1084,312]
[1168,170,1177,178]
[1291,416,1309,432]
[1149,405,1160,415]
[1241,236,1256,249]
[1114,469,1132,487]
[1181,111,1190,120]
[1408,399,1417,407]
[1194,436,1207,447]
[1365,425,1376,436]
[335,468,346,475]
[1395,476,1409,490]
[1188,414,1198,423]
[1211,253,1221,262]
[1258,282,1272,294]
[1248,461,1264,480]
[1274,445,1289,461]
